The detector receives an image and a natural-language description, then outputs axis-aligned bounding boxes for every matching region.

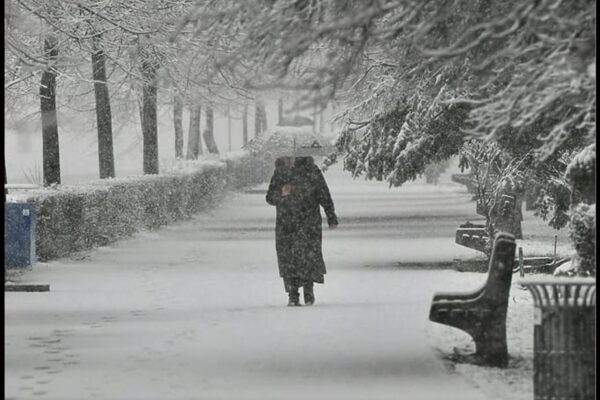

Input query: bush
[566,143,595,204]
[568,203,596,275]
[7,154,269,262]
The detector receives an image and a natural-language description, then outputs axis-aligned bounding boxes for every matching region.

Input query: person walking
[266,156,338,306]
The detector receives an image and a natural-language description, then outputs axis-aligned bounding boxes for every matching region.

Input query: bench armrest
[432,287,485,302]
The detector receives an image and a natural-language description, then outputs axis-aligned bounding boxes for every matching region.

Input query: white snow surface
[6,164,532,399]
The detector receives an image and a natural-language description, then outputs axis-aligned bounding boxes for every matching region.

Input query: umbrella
[259,126,330,158]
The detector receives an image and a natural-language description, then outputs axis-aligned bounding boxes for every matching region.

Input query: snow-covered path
[5,165,488,400]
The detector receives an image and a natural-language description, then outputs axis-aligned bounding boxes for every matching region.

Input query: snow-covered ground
[5,163,563,399]
[426,272,536,400]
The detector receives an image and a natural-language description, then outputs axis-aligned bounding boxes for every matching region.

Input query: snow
[5,163,563,399]
[565,143,595,182]
[4,96,298,186]
[553,259,576,276]
[219,150,249,161]
[432,273,596,400]
[426,273,536,400]
[514,237,573,259]
[587,62,595,79]
[6,187,58,203]
[167,158,226,175]
[268,126,314,135]
[4,154,243,203]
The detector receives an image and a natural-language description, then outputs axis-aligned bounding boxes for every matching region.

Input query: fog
[5,98,335,185]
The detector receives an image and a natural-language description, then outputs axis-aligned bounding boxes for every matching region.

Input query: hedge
[7,154,271,262]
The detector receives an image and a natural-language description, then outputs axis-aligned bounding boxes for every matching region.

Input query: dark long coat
[266,157,338,292]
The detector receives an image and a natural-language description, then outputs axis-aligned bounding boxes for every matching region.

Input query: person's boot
[288,289,301,306]
[303,284,315,306]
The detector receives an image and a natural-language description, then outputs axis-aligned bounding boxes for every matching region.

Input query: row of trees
[7,0,595,178]
[171,0,595,271]
[5,0,276,186]
[6,1,595,271]
[173,3,593,168]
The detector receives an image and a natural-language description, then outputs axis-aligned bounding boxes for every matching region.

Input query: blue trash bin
[4,202,36,268]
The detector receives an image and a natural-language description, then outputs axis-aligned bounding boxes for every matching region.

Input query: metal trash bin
[4,202,36,268]
[522,279,596,400]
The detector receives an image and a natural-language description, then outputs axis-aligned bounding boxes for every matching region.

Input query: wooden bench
[455,222,489,253]
[455,222,568,273]
[429,232,516,367]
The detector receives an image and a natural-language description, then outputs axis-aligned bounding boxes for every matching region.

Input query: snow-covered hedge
[568,203,596,275]
[565,143,595,204]
[557,143,596,276]
[7,153,270,262]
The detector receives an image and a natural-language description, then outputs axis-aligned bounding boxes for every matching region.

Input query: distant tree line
[5,0,275,186]
[6,0,595,272]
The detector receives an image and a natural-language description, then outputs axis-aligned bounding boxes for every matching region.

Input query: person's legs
[303,282,314,305]
[286,278,301,306]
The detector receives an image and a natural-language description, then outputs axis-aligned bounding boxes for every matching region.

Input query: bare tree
[254,100,262,138]
[40,34,61,186]
[253,99,268,137]
[187,103,202,159]
[312,104,317,133]
[242,102,248,146]
[278,97,283,125]
[260,101,268,132]
[227,106,232,151]
[173,94,184,159]
[203,105,219,154]
[91,35,115,179]
[319,109,324,134]
[459,141,530,248]
[140,53,159,174]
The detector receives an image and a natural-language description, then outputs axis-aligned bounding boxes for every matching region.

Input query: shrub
[569,203,596,275]
[6,154,269,262]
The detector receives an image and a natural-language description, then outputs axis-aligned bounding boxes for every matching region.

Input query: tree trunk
[330,103,336,132]
[137,95,144,132]
[278,97,283,125]
[312,104,317,133]
[40,35,61,186]
[319,109,324,134]
[227,106,232,151]
[173,95,184,159]
[141,58,159,174]
[186,103,201,159]
[254,101,261,138]
[260,102,268,132]
[91,37,115,179]
[242,102,248,146]
[203,105,219,154]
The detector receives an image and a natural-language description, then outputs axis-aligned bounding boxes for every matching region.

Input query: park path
[5,163,488,400]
